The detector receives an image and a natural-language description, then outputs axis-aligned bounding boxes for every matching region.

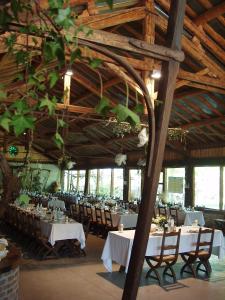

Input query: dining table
[181,210,205,226]
[40,218,86,248]
[101,226,225,273]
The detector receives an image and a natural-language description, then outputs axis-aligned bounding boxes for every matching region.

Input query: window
[77,170,86,192]
[157,171,164,197]
[98,169,111,196]
[89,169,98,195]
[165,168,185,205]
[129,169,142,201]
[194,166,220,209]
[113,168,123,199]
[63,170,78,192]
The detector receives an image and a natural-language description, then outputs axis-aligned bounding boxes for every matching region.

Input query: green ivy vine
[0,0,143,150]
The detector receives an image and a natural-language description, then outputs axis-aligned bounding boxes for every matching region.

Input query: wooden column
[84,169,89,195]
[185,163,194,208]
[142,0,156,108]
[122,1,186,299]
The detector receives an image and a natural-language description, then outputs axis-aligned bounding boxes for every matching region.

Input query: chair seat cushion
[147,254,176,262]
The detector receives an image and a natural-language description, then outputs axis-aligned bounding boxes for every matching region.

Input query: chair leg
[181,262,196,278]
[196,260,211,277]
[146,268,162,286]
[163,264,177,283]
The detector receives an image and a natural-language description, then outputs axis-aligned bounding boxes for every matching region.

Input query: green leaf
[0,115,11,131]
[48,0,64,9]
[11,0,22,21]
[133,103,144,115]
[10,100,30,114]
[58,119,66,128]
[39,95,57,115]
[17,193,30,206]
[11,114,36,136]
[48,71,59,88]
[89,58,102,69]
[95,96,111,116]
[53,131,64,149]
[55,7,71,24]
[70,48,81,64]
[111,104,140,126]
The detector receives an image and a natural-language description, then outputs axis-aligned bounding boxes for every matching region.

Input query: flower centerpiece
[152,215,167,228]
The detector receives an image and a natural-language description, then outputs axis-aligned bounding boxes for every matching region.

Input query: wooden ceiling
[0,0,225,167]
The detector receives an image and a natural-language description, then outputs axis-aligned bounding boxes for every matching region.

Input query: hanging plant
[0,0,115,147]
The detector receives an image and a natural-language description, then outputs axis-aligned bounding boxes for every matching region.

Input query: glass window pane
[195,167,220,209]
[89,169,98,195]
[78,170,86,192]
[113,168,123,200]
[165,168,185,205]
[129,169,142,201]
[99,169,111,196]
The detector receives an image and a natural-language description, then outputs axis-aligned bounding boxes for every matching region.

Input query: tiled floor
[18,234,225,300]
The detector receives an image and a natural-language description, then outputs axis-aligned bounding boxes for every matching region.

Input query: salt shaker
[119,223,124,232]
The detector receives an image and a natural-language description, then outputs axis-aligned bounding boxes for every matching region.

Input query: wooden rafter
[194,2,225,26]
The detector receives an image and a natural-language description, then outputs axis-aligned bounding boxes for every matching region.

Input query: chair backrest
[160,229,181,261]
[95,208,104,224]
[169,207,178,225]
[79,204,85,219]
[104,210,113,227]
[195,227,215,257]
[86,206,93,221]
[158,206,167,217]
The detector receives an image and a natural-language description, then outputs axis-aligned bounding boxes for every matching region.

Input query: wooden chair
[169,207,179,225]
[181,227,215,277]
[104,210,117,235]
[78,204,85,221]
[95,207,105,237]
[158,206,167,218]
[145,229,181,286]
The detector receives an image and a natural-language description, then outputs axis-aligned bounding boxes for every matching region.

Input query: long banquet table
[101,227,225,273]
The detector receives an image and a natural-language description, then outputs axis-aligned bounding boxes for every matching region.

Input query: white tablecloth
[101,227,225,273]
[183,211,205,226]
[40,220,85,248]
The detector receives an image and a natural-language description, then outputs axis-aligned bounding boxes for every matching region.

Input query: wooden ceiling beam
[185,2,225,54]
[155,0,225,78]
[186,82,225,95]
[177,70,225,90]
[76,6,147,29]
[181,116,225,130]
[197,0,225,27]
[156,14,225,79]
[194,2,225,26]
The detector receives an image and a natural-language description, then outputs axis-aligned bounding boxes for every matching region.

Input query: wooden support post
[84,169,89,195]
[122,1,186,299]
[185,163,194,208]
